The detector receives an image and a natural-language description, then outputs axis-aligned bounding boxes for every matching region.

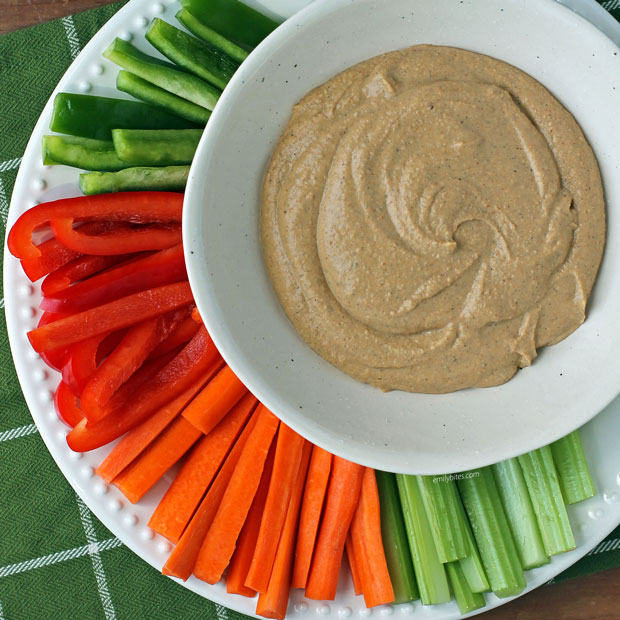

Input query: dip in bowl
[184,0,620,474]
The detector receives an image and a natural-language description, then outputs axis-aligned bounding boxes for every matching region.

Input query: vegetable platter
[3,0,620,618]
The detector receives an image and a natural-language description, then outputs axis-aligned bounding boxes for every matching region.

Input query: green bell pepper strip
[103,38,220,110]
[80,165,190,195]
[146,18,239,91]
[49,92,199,140]
[175,7,249,63]
[116,71,211,125]
[180,0,281,50]
[43,135,128,171]
[112,128,202,166]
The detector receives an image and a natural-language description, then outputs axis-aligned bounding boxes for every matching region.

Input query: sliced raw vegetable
[8,191,183,260]
[42,135,128,171]
[149,315,199,359]
[245,424,306,592]
[445,561,486,616]
[112,128,202,165]
[256,442,312,620]
[148,391,256,542]
[457,468,526,598]
[66,326,218,451]
[146,18,239,90]
[292,446,332,589]
[193,407,280,584]
[96,374,209,483]
[50,219,182,256]
[416,475,468,563]
[62,332,110,396]
[346,535,363,596]
[41,254,130,296]
[375,470,418,603]
[180,0,281,49]
[550,431,596,505]
[492,458,550,570]
[80,165,190,195]
[29,282,193,352]
[116,70,211,125]
[20,236,80,282]
[80,310,184,420]
[518,447,576,556]
[42,244,187,313]
[305,457,364,601]
[227,443,276,597]
[175,7,248,63]
[182,364,248,434]
[113,416,202,503]
[54,381,84,427]
[36,312,69,371]
[455,497,490,594]
[103,38,220,110]
[49,92,199,140]
[162,411,260,580]
[396,474,450,605]
[349,469,395,608]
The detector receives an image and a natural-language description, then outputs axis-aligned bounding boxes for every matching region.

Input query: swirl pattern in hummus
[261,46,606,394]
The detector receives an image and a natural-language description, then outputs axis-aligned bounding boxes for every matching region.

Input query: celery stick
[455,497,490,593]
[457,468,526,598]
[116,71,211,125]
[103,38,220,110]
[492,459,550,570]
[518,447,576,556]
[375,471,419,603]
[446,562,486,615]
[112,128,203,166]
[146,18,239,90]
[43,135,127,171]
[550,430,596,505]
[79,166,189,194]
[417,475,468,563]
[396,474,451,605]
[175,7,249,63]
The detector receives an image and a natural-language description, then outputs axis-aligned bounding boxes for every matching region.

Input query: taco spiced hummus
[260,45,606,394]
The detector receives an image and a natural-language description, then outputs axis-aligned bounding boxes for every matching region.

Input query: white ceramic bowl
[184,0,620,475]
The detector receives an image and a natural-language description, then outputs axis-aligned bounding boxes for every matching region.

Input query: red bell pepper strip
[62,333,109,396]
[148,314,199,359]
[40,244,187,314]
[50,218,182,255]
[80,309,186,422]
[54,381,84,428]
[28,281,193,352]
[7,191,183,260]
[37,312,70,371]
[66,326,220,452]
[41,254,133,296]
[20,237,81,282]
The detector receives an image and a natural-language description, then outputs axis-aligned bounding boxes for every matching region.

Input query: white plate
[184,0,620,476]
[3,0,620,618]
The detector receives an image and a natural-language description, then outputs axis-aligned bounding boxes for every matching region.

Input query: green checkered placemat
[1,1,620,618]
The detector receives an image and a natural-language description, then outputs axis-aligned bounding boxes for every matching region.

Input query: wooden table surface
[2,0,620,618]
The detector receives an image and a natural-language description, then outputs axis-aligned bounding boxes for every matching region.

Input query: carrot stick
[193,406,280,584]
[345,533,363,596]
[245,423,306,593]
[162,410,260,580]
[95,361,222,483]
[256,441,313,619]
[182,365,248,435]
[112,417,202,503]
[227,442,277,597]
[292,446,333,589]
[148,392,258,543]
[349,469,395,607]
[304,457,365,601]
